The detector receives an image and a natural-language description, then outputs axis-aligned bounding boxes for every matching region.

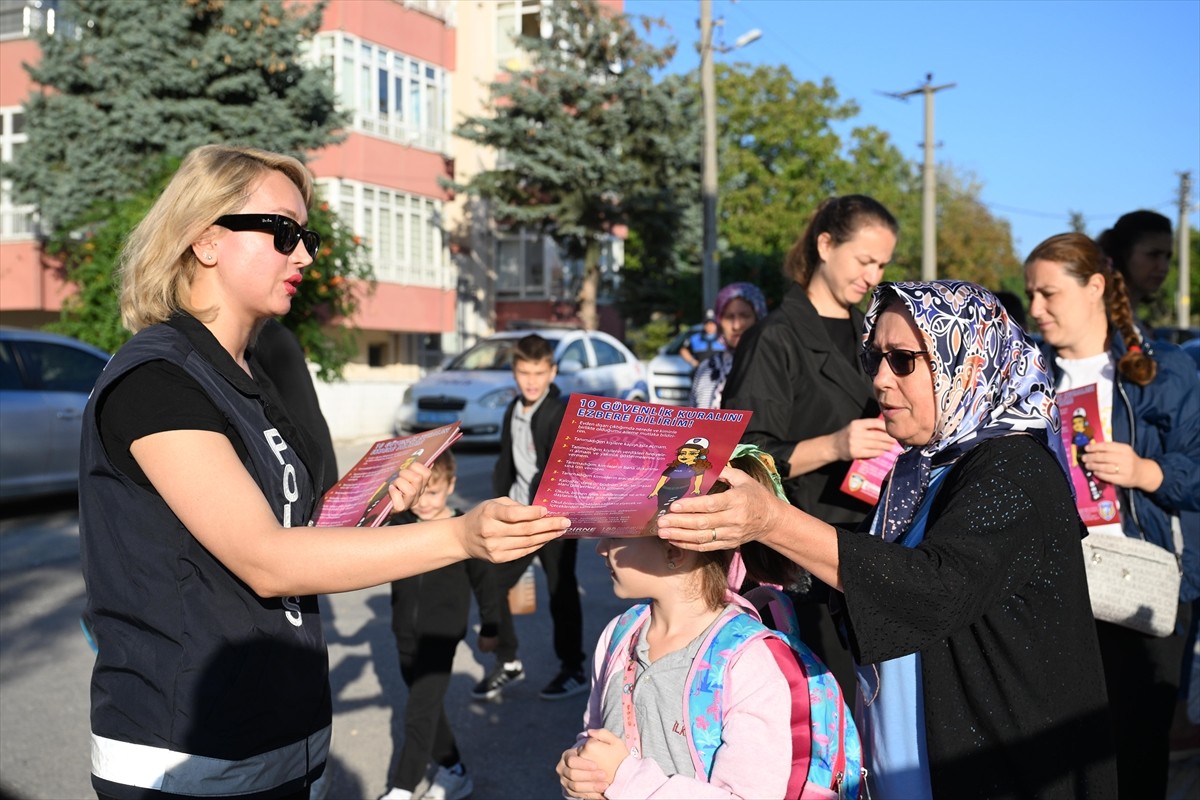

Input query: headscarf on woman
[861,280,1069,542]
[714,282,768,323]
[691,282,769,409]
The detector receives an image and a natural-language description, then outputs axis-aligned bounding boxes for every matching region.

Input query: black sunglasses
[214,214,321,258]
[860,348,931,377]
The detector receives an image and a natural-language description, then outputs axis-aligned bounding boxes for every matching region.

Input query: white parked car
[394,328,649,444]
[646,325,701,406]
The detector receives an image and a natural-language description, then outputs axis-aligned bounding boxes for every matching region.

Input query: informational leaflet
[532,394,752,538]
[313,422,462,528]
[1056,384,1122,527]
[839,420,905,505]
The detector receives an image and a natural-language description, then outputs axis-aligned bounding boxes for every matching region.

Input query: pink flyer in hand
[840,430,904,506]
[532,394,752,538]
[313,423,461,528]
[1056,384,1121,527]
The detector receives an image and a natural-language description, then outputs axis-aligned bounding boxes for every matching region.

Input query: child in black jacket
[379,450,499,800]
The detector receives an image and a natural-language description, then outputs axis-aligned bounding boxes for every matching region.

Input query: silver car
[394,328,650,444]
[0,328,110,501]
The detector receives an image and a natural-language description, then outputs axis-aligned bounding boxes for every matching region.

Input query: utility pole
[1178,171,1193,329]
[883,74,955,281]
[699,1,760,315]
[700,0,718,315]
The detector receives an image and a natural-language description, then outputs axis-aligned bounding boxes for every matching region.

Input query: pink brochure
[313,422,462,528]
[532,394,752,538]
[839,435,905,506]
[1056,384,1121,527]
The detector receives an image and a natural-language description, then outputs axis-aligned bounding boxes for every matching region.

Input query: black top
[722,283,877,526]
[838,435,1116,799]
[388,508,502,641]
[492,383,568,503]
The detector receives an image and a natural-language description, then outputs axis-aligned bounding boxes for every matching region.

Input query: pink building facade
[0,0,625,371]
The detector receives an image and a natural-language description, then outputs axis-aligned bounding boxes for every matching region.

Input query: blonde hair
[119,145,314,333]
[428,449,457,485]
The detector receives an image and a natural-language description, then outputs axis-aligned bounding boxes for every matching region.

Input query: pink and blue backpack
[604,585,864,799]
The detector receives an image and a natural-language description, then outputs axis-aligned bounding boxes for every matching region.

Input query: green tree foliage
[934,168,1023,294]
[448,0,694,330]
[7,0,369,377]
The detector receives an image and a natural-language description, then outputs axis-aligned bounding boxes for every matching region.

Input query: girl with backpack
[557,447,859,800]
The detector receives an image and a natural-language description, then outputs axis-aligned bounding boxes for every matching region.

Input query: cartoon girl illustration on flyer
[649,436,713,516]
[1070,408,1104,501]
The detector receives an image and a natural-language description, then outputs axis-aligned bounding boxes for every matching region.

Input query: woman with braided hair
[1025,232,1200,800]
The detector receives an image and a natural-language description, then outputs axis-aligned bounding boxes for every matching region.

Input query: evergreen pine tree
[449,0,694,330]
[6,0,370,377]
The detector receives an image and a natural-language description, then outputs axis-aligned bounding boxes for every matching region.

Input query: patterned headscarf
[714,282,768,324]
[862,280,1068,542]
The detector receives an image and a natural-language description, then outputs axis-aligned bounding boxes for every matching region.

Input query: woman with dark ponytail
[1025,232,1200,800]
[720,195,901,703]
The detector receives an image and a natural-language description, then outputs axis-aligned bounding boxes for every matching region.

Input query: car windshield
[663,326,699,356]
[447,335,562,371]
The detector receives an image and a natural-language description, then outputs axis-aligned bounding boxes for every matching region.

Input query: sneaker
[470,660,524,700]
[423,762,473,800]
[377,789,413,800]
[539,668,589,701]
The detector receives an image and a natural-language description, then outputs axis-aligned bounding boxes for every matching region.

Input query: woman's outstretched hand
[460,499,569,563]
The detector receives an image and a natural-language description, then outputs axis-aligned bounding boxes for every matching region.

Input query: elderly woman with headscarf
[658,281,1116,799]
[689,281,768,409]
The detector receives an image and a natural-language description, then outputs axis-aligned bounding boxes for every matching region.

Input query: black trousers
[490,537,585,672]
[387,637,463,790]
[1096,601,1191,800]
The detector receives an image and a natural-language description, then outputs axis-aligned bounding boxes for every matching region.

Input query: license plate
[417,410,459,426]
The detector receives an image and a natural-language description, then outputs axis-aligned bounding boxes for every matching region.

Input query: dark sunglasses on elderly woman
[860,348,930,377]
[214,214,321,258]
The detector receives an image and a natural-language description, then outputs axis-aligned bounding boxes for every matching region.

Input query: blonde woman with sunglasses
[79,145,568,800]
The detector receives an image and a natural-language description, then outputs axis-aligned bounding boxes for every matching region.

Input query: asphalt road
[0,438,631,800]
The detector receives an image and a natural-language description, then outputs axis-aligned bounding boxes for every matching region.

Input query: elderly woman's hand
[656,466,787,551]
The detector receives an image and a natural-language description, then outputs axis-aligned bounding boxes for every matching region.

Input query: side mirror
[558,358,584,374]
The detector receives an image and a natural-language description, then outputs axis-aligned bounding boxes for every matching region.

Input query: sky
[623,0,1200,258]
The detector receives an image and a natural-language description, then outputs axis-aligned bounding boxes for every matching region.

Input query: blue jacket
[1044,333,1200,601]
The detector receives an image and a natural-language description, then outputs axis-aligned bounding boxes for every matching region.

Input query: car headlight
[479,386,518,409]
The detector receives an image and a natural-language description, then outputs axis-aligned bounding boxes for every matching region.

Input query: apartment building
[0,0,624,377]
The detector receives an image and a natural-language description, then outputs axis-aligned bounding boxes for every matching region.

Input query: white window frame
[310,31,451,154]
[320,178,448,289]
[0,106,35,240]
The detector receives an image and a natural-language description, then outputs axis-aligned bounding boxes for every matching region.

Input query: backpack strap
[743,585,864,799]
[684,607,771,777]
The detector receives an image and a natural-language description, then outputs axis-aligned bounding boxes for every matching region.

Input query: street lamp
[700,0,760,314]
